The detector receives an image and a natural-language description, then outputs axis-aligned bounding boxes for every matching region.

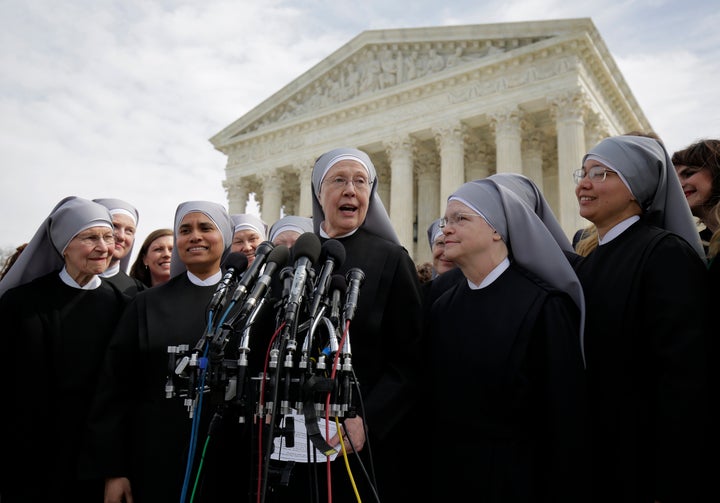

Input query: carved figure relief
[242,37,546,134]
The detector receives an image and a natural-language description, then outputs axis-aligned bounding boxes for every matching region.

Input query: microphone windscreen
[330,274,347,295]
[291,232,322,263]
[253,240,275,258]
[223,252,248,274]
[266,244,291,268]
[320,239,346,267]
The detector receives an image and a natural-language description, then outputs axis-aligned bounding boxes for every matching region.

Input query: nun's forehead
[324,157,370,177]
[179,210,214,224]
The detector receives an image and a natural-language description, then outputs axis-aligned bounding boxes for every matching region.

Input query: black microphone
[326,274,348,357]
[280,266,294,299]
[207,252,248,314]
[228,240,275,304]
[233,245,290,322]
[283,232,322,327]
[328,274,347,326]
[342,268,365,323]
[307,239,346,320]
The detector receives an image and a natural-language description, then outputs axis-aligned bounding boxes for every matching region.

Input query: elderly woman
[429,179,587,502]
[0,196,128,503]
[230,213,268,264]
[572,134,709,502]
[268,214,313,247]
[83,201,249,503]
[270,147,423,502]
[93,197,145,295]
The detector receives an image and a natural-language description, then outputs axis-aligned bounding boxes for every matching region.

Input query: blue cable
[179,313,213,503]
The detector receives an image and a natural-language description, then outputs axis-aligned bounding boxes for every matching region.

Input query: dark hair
[672,139,720,207]
[416,261,433,284]
[129,228,173,287]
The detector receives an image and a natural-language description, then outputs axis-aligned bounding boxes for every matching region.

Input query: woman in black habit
[82,200,257,502]
[270,147,424,502]
[572,134,710,502]
[428,179,587,502]
[0,196,127,503]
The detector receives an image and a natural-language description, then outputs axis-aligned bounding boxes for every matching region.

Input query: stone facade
[210,18,652,263]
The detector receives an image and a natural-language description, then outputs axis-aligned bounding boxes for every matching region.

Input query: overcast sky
[2,0,718,262]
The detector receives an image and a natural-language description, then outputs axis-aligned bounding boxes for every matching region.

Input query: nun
[429,179,587,502]
[93,197,145,296]
[83,201,253,503]
[230,213,268,265]
[301,147,424,502]
[572,134,710,502]
[426,217,455,278]
[0,196,128,502]
[268,214,313,247]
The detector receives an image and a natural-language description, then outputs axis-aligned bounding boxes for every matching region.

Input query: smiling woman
[672,138,720,256]
[93,198,145,296]
[0,196,129,502]
[129,228,173,287]
[82,200,259,502]
[571,134,710,501]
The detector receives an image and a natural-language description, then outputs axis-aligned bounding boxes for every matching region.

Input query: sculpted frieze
[242,37,548,134]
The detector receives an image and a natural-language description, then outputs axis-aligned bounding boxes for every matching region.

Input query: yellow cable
[335,416,362,502]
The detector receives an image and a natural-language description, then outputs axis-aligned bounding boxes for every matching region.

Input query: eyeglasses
[73,233,115,247]
[323,176,372,191]
[573,166,617,184]
[438,212,482,229]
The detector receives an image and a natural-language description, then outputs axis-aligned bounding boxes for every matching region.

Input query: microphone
[326,274,347,356]
[233,244,290,322]
[283,232,322,327]
[328,274,347,326]
[279,266,294,300]
[207,252,248,314]
[228,241,275,304]
[342,268,365,324]
[307,239,346,320]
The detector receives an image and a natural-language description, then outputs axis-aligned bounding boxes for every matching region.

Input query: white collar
[598,215,640,245]
[467,257,510,290]
[186,269,222,286]
[100,262,120,278]
[59,267,102,290]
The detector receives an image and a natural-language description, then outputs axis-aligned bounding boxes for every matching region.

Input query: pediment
[211,18,600,146]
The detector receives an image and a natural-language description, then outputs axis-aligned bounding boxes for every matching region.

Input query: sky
[2,0,719,263]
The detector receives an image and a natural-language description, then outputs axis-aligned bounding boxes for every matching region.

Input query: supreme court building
[210,18,652,263]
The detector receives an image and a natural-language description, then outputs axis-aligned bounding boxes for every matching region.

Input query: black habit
[0,272,128,503]
[429,262,587,503]
[102,269,146,296]
[82,272,256,502]
[573,220,710,502]
[268,228,424,503]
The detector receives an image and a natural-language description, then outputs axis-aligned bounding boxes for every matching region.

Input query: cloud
[1,0,719,262]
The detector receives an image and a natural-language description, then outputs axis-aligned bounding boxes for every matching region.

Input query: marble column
[223,178,249,214]
[550,90,587,238]
[433,120,465,216]
[490,107,523,173]
[384,135,415,250]
[415,158,440,264]
[295,162,314,218]
[465,135,493,182]
[260,171,283,225]
[375,161,392,212]
[523,130,545,193]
